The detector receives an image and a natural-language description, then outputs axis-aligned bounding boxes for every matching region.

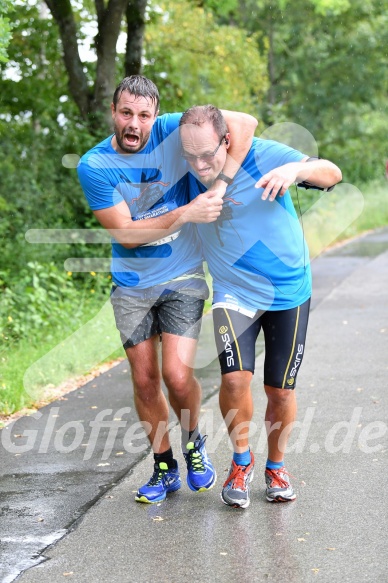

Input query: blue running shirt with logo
[78,114,203,289]
[188,138,312,314]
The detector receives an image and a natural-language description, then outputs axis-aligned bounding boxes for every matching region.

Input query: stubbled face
[180,121,229,186]
[111,92,158,154]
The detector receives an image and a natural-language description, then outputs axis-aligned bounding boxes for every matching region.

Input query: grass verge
[0,293,124,422]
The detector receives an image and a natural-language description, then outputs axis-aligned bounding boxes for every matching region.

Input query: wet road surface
[1,227,387,582]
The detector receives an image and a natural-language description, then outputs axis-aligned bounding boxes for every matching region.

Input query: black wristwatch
[217,172,234,185]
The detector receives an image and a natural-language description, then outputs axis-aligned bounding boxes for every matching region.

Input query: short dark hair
[112,76,160,112]
[179,105,228,139]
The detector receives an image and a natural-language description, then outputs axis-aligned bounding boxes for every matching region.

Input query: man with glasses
[77,76,257,504]
[179,105,341,508]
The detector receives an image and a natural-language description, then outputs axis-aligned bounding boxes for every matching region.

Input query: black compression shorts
[213,298,310,389]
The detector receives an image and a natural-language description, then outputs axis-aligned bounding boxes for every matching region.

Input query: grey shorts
[110,287,206,349]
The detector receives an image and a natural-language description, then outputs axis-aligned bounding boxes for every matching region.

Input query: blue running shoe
[135,462,181,504]
[184,435,217,492]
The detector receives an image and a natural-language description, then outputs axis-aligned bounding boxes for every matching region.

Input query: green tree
[44,0,148,131]
[0,3,102,274]
[198,0,388,181]
[144,0,267,119]
[0,0,13,62]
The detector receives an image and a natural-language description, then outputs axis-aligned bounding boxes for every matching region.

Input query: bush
[0,262,118,416]
[0,262,110,345]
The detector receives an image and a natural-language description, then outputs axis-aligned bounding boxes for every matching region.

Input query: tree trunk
[45,0,91,119]
[268,20,276,106]
[92,0,130,130]
[124,0,148,77]
[44,0,132,133]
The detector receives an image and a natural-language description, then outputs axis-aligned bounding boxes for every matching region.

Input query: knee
[133,370,161,402]
[264,384,295,405]
[162,366,194,399]
[221,373,250,399]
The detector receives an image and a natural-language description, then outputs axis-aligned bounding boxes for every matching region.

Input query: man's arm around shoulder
[93,195,223,248]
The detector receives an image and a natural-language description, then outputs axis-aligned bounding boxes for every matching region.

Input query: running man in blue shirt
[77,76,257,504]
[179,105,341,508]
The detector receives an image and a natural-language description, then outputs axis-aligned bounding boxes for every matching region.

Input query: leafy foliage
[0,0,13,62]
[144,0,267,119]
[228,0,388,181]
[0,262,111,345]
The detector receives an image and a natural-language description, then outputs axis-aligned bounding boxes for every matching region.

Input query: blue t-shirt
[77,114,204,289]
[188,138,312,314]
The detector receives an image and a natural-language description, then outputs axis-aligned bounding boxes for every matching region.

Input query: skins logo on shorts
[289,344,304,379]
[219,325,228,334]
[220,332,234,367]
[286,378,295,386]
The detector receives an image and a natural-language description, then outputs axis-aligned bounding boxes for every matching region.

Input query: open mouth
[123,132,140,147]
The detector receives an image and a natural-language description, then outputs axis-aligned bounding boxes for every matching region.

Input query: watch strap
[217,172,234,185]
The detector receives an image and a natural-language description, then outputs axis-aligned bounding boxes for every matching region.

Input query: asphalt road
[1,227,387,583]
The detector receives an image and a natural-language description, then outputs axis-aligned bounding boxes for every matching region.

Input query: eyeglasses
[181,136,226,163]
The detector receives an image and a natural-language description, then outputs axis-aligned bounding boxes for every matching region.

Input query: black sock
[181,426,200,453]
[189,427,200,441]
[154,448,177,469]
